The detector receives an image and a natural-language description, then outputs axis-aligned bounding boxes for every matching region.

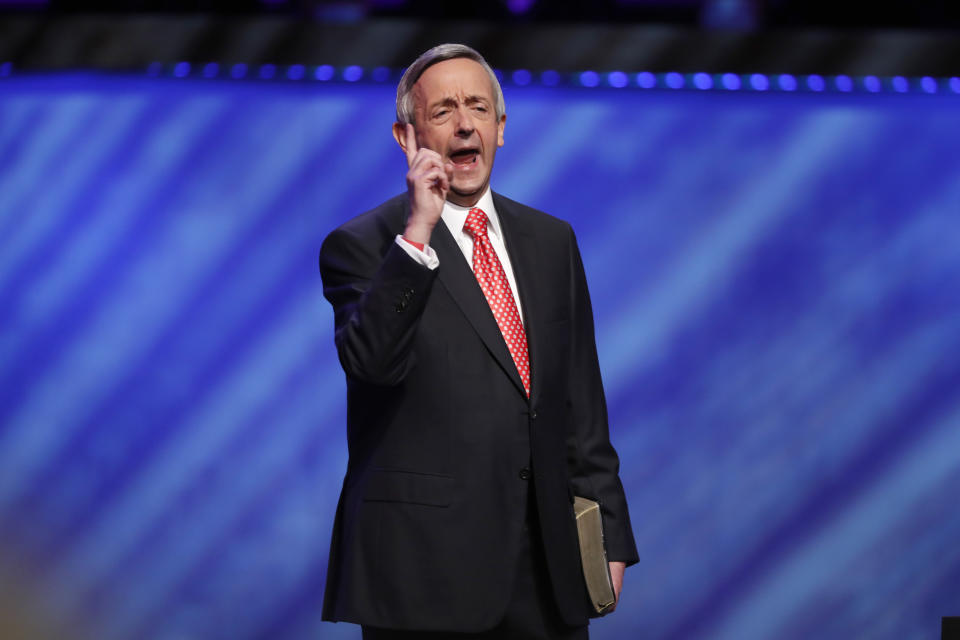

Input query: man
[319,44,638,639]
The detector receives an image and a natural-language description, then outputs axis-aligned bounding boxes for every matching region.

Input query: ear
[497,113,506,147]
[392,122,408,153]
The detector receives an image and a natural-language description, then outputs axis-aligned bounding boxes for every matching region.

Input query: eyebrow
[429,94,491,110]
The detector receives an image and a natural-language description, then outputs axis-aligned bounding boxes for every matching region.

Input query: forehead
[413,58,494,105]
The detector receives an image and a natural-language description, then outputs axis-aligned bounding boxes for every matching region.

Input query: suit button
[530,410,538,420]
[519,468,532,481]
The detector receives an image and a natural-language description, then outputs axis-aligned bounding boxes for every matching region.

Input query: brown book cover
[573,496,616,616]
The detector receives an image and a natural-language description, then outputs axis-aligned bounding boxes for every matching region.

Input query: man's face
[409,58,506,206]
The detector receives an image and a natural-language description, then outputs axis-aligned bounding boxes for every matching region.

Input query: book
[573,496,616,616]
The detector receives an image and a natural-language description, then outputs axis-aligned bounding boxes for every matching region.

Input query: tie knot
[464,207,489,240]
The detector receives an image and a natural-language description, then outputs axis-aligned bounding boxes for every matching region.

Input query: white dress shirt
[394,186,525,325]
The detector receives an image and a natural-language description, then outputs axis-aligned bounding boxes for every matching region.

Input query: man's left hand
[608,561,626,611]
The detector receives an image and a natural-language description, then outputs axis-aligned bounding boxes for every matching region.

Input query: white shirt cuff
[395,234,439,270]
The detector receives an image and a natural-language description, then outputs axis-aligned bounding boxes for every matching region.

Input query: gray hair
[395,43,505,125]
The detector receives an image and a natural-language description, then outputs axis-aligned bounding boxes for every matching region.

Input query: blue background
[1,74,959,639]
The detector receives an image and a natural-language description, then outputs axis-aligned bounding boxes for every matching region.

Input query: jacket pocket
[362,468,453,507]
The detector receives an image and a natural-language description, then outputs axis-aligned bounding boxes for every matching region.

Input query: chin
[452,179,486,198]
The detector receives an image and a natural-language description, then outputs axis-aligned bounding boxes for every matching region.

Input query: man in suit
[319,43,638,639]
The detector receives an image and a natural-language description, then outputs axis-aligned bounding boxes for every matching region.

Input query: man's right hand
[401,123,453,245]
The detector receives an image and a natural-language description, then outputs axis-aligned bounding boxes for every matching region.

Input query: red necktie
[463,208,531,397]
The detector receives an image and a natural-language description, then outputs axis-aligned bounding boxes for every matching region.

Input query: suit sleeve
[564,226,640,566]
[319,226,439,386]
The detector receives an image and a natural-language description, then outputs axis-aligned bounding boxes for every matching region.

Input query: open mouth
[449,148,479,167]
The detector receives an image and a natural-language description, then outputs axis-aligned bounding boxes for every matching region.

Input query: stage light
[721,73,741,90]
[608,71,628,88]
[120,60,953,97]
[287,64,305,80]
[579,71,600,87]
[693,73,713,90]
[636,72,656,89]
[540,70,560,86]
[778,74,797,91]
[750,74,769,91]
[506,0,534,14]
[512,69,532,86]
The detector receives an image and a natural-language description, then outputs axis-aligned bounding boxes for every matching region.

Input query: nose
[453,105,474,136]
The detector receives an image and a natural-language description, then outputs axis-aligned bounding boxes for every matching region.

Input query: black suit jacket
[318,191,638,632]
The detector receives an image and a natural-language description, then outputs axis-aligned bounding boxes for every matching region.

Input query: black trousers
[362,485,589,640]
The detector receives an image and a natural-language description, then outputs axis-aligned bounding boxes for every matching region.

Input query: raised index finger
[404,123,418,167]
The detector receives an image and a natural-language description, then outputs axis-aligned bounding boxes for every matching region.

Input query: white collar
[441,187,500,240]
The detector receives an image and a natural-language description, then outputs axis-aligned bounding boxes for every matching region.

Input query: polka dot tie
[463,208,531,397]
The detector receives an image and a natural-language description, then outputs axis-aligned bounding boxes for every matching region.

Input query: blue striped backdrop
[1,74,959,639]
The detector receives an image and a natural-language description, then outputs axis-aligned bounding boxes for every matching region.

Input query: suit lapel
[494,192,544,404]
[431,216,527,398]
